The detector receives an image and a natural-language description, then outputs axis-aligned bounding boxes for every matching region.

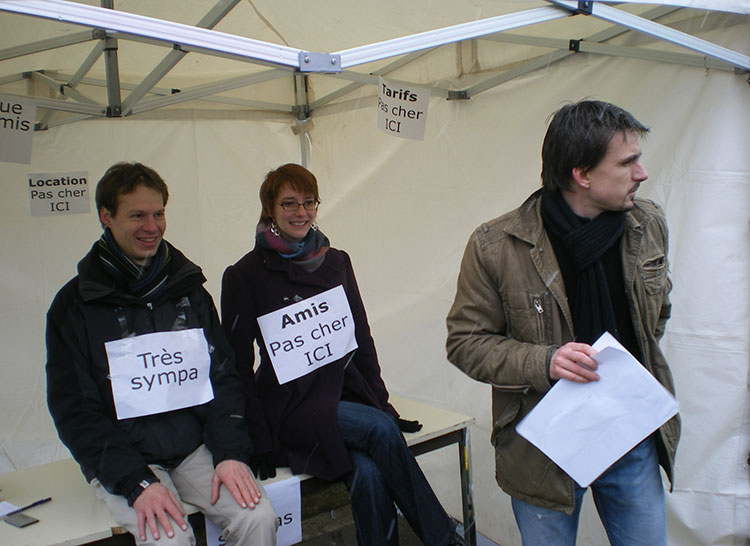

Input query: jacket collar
[505,189,546,245]
[505,188,648,242]
[76,239,205,303]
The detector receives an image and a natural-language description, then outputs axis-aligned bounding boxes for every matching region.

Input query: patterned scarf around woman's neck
[97,227,171,300]
[541,187,626,344]
[256,220,330,271]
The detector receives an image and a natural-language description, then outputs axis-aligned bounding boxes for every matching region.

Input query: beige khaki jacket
[446,189,680,514]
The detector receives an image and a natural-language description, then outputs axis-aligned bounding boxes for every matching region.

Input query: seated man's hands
[211,459,262,509]
[133,482,187,542]
[249,451,277,481]
[549,342,599,383]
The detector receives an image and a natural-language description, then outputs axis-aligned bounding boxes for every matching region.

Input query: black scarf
[97,228,171,300]
[541,188,626,344]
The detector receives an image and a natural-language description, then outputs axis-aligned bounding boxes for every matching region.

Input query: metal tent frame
[0,0,747,136]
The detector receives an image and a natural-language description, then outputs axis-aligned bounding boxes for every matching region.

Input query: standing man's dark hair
[448,99,678,546]
[541,100,650,192]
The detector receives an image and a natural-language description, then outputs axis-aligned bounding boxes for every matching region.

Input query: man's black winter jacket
[46,241,251,503]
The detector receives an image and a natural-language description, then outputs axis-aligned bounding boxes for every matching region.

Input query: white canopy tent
[0,1,748,544]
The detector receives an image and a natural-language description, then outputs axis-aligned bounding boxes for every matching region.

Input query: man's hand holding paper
[549,342,600,383]
[517,332,679,488]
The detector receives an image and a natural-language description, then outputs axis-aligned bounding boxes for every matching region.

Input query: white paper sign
[377,76,430,141]
[105,328,214,420]
[28,171,91,216]
[0,501,19,517]
[0,93,35,164]
[205,476,302,546]
[257,285,358,385]
[516,332,678,487]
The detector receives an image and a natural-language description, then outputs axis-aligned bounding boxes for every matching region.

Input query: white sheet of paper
[0,501,19,517]
[516,332,678,487]
[205,476,302,546]
[105,328,214,420]
[257,285,357,385]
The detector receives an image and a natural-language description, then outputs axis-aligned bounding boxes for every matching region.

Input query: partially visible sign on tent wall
[27,171,91,216]
[0,93,35,164]
[377,77,430,141]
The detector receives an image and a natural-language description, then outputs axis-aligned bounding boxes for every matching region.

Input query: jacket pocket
[641,254,668,295]
[502,290,549,343]
[490,394,521,448]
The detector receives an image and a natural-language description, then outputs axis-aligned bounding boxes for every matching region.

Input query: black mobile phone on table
[3,512,39,527]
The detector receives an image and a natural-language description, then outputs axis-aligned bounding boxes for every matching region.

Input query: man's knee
[223,495,278,545]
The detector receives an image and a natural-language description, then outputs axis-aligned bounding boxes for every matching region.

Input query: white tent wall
[304,21,750,545]
[1,6,749,546]
[0,110,301,466]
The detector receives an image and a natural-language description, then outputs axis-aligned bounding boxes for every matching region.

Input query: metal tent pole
[548,0,750,71]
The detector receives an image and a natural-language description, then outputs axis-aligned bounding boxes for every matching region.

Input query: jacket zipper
[145,302,156,331]
[533,296,550,345]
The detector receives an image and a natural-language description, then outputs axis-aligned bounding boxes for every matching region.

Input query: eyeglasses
[278,199,319,212]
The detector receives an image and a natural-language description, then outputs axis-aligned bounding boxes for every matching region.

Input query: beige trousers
[92,444,278,546]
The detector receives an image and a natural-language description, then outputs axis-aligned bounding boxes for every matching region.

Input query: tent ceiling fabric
[0,0,747,129]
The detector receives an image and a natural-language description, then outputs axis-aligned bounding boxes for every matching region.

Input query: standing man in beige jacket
[446,100,679,546]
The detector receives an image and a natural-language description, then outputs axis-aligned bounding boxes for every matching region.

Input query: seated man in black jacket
[46,162,277,545]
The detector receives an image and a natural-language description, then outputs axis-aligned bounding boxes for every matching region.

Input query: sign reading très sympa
[105,328,214,420]
[28,171,91,216]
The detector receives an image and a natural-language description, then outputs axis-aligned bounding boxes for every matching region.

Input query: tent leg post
[294,73,312,167]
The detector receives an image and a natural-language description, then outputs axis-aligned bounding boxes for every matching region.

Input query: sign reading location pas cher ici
[28,171,91,216]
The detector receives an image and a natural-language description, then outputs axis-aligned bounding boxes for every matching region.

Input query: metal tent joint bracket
[447,90,470,101]
[291,117,314,136]
[292,104,311,119]
[576,1,593,15]
[298,51,342,73]
[569,39,581,52]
